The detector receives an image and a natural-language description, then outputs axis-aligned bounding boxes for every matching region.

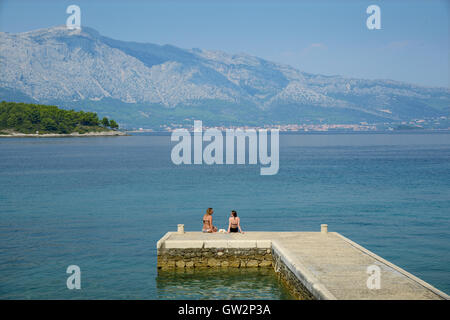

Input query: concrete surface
[157,231,449,300]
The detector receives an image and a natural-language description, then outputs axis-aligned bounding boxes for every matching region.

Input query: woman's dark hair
[231,210,237,217]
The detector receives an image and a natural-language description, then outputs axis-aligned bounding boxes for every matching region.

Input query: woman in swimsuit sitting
[202,208,218,233]
[227,210,244,233]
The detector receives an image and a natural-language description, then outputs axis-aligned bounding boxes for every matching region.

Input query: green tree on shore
[109,119,119,130]
[0,101,120,134]
[101,117,110,127]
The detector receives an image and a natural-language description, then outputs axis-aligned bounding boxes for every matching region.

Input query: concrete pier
[156,230,449,300]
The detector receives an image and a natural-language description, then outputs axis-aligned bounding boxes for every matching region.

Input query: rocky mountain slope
[1,26,448,128]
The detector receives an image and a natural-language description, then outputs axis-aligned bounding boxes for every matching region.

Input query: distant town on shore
[132,116,449,133]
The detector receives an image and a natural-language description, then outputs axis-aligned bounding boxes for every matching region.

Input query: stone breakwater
[156,236,309,299]
[157,247,273,269]
[157,245,310,299]
[272,247,315,300]
[157,236,273,269]
[156,231,450,300]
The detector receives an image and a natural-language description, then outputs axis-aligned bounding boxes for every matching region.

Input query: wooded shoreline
[0,130,127,137]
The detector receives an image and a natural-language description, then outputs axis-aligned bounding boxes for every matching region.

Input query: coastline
[128,129,450,135]
[0,130,127,138]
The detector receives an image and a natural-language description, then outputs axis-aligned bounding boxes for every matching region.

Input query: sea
[0,132,449,299]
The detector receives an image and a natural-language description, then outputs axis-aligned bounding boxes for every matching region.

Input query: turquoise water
[0,133,449,299]
[156,268,294,300]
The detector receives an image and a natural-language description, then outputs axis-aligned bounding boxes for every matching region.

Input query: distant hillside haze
[0,26,449,128]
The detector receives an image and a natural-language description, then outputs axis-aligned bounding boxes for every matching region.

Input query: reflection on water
[156,268,295,300]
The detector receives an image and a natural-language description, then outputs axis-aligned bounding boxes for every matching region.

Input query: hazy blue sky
[0,0,448,87]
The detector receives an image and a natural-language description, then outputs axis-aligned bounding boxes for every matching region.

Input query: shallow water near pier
[0,132,449,299]
[156,268,295,300]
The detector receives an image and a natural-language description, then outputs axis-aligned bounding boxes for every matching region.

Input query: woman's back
[230,216,239,227]
[202,208,217,233]
[203,214,211,223]
[228,210,243,233]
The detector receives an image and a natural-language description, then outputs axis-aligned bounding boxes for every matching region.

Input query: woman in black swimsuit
[227,210,243,233]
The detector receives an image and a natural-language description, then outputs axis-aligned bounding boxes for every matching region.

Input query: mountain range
[1,26,449,128]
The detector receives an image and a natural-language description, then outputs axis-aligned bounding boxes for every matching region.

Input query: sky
[0,0,448,87]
